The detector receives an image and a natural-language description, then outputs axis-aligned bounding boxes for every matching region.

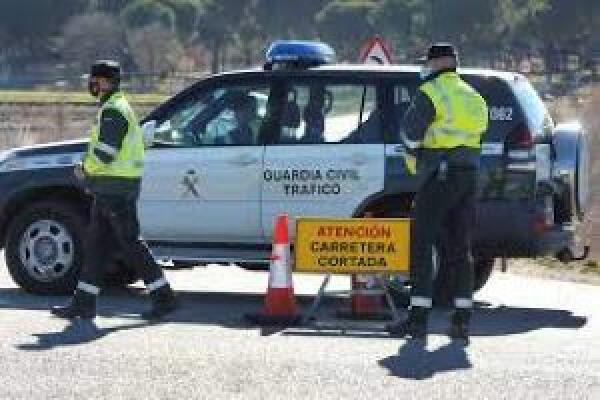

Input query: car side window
[462,75,522,142]
[393,75,523,143]
[276,81,382,144]
[152,84,270,147]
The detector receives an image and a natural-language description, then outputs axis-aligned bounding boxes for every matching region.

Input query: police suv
[0,41,591,299]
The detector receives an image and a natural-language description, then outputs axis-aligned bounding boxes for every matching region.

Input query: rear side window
[391,74,522,143]
[510,78,554,137]
[274,80,383,145]
[462,75,523,143]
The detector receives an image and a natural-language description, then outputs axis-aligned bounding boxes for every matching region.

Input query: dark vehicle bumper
[474,200,573,258]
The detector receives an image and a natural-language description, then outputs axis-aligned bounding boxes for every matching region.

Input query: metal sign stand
[301,274,400,325]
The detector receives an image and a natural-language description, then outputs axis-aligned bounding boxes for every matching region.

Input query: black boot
[144,285,178,320]
[386,306,429,339]
[51,290,97,319]
[449,309,471,343]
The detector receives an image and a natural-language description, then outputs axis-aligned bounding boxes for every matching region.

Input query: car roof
[213,64,524,82]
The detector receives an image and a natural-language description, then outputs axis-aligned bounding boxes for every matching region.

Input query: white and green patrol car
[0,42,591,300]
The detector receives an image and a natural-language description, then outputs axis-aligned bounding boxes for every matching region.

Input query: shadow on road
[17,319,148,351]
[0,287,588,346]
[378,340,472,379]
[282,305,587,339]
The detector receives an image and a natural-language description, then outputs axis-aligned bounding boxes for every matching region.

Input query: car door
[139,79,270,243]
[261,76,385,240]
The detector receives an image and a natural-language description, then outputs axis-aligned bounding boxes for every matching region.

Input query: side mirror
[141,120,156,148]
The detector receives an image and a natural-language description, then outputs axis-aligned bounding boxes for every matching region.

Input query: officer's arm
[402,90,435,154]
[95,108,128,163]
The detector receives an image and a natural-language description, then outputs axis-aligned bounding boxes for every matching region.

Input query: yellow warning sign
[294,218,410,274]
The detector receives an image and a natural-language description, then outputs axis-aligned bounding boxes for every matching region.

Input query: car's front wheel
[5,200,86,295]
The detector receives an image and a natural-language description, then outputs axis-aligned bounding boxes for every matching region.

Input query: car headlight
[0,150,25,172]
[0,150,14,164]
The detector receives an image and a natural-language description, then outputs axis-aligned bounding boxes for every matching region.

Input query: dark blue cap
[426,43,457,60]
[91,60,121,79]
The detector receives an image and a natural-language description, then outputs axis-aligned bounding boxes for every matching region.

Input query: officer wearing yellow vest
[386,44,488,342]
[51,60,177,320]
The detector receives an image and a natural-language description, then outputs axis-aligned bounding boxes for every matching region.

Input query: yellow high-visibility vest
[83,92,144,178]
[420,72,488,149]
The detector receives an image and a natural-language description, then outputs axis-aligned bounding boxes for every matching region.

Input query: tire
[381,207,447,306]
[575,131,590,220]
[433,253,495,306]
[552,124,591,222]
[388,242,444,306]
[5,200,87,295]
[432,240,453,306]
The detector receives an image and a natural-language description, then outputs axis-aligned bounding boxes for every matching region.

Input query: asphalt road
[1,258,599,400]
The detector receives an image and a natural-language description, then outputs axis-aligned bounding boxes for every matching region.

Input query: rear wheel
[433,253,495,306]
[387,235,493,306]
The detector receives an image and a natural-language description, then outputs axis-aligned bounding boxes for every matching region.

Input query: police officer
[229,92,260,145]
[51,60,177,320]
[386,44,488,342]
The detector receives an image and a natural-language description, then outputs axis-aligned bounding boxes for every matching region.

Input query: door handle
[230,154,259,166]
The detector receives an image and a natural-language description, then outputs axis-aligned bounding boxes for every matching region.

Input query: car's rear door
[462,74,538,201]
[261,74,386,240]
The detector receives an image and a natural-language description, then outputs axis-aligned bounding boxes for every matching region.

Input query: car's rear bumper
[474,200,573,258]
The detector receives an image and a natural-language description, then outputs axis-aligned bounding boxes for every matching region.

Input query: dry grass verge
[0,90,166,104]
[505,258,600,286]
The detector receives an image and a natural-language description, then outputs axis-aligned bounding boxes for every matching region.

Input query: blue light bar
[265,40,336,67]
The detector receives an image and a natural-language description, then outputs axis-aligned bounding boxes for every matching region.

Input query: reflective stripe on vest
[420,72,488,150]
[83,92,144,178]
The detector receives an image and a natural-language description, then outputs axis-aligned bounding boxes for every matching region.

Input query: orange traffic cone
[245,214,301,326]
[350,274,389,320]
[338,212,391,320]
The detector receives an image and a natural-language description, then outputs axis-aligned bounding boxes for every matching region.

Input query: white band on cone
[269,243,291,289]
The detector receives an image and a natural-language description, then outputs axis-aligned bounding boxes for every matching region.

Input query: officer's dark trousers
[410,166,476,309]
[79,188,165,289]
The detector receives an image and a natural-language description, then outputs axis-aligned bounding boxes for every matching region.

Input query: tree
[526,0,599,72]
[316,1,379,60]
[121,0,177,31]
[0,0,89,67]
[161,0,201,43]
[372,0,428,61]
[127,22,183,86]
[194,0,239,73]
[57,12,128,76]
